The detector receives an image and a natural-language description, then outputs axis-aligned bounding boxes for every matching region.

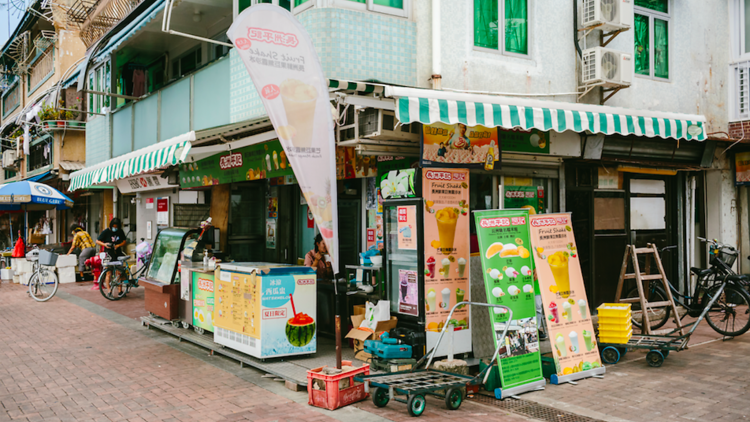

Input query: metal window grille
[173,204,210,227]
[582,49,598,83]
[737,62,750,120]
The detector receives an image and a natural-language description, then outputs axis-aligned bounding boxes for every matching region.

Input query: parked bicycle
[99,239,152,301]
[26,247,59,302]
[627,237,750,337]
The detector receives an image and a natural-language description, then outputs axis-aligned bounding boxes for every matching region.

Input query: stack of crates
[597,303,632,344]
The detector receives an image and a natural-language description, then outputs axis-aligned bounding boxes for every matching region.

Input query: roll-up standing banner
[228,5,339,273]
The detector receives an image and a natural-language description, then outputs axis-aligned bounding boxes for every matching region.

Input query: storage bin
[1,269,13,281]
[55,254,77,268]
[597,303,632,319]
[307,360,369,410]
[57,267,76,284]
[598,329,632,344]
[38,250,58,267]
[598,317,633,332]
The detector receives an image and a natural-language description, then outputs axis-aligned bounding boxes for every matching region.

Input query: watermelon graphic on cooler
[285,294,315,347]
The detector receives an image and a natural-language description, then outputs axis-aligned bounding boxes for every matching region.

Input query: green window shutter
[238,0,252,14]
[104,61,111,108]
[279,0,291,10]
[504,0,528,54]
[654,18,668,79]
[474,0,499,49]
[634,0,667,13]
[374,0,403,7]
[634,14,650,76]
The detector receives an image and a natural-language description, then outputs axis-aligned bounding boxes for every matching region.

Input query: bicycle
[99,250,151,301]
[25,247,59,302]
[626,237,750,337]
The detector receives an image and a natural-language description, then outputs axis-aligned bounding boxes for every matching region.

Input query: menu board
[529,213,601,376]
[214,270,260,339]
[422,168,470,332]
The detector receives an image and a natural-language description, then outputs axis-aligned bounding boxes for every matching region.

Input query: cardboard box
[57,267,76,284]
[55,255,78,268]
[345,314,398,361]
[353,304,366,316]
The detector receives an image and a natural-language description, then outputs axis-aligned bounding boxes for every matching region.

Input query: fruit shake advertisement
[228,5,339,273]
[192,272,215,332]
[529,213,601,376]
[423,168,470,332]
[473,209,544,390]
[421,123,500,169]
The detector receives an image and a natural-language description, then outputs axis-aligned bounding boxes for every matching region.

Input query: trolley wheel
[601,346,621,365]
[171,321,181,328]
[662,350,670,358]
[371,387,389,408]
[194,326,205,335]
[182,321,190,329]
[407,394,426,417]
[445,388,463,410]
[618,347,628,357]
[647,350,665,367]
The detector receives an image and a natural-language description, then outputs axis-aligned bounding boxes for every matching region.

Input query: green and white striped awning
[385,86,707,142]
[327,78,384,94]
[69,131,194,191]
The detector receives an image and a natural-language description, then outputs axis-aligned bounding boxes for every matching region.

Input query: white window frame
[88,60,111,116]
[633,2,671,82]
[325,0,409,18]
[732,0,750,62]
[471,0,532,59]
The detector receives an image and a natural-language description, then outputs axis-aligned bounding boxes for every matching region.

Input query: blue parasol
[0,181,74,244]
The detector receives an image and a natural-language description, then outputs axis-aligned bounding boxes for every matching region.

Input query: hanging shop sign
[180,140,292,188]
[228,4,340,273]
[116,173,178,194]
[529,213,603,380]
[501,128,551,154]
[422,168,470,332]
[736,152,750,186]
[156,197,169,226]
[504,186,545,215]
[421,123,500,168]
[474,209,545,394]
[336,147,377,179]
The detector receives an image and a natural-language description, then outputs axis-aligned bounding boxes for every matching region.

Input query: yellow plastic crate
[599,323,633,336]
[598,329,632,344]
[598,317,632,332]
[597,303,632,319]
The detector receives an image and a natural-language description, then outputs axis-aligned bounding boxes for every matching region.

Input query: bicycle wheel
[99,267,127,301]
[702,284,750,337]
[626,285,670,330]
[28,270,59,302]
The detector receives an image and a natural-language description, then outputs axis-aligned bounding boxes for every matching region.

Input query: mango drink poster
[422,168,470,331]
[529,213,601,375]
[474,209,543,389]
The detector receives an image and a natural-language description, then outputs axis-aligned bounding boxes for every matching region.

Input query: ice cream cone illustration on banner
[548,251,571,298]
[435,207,458,255]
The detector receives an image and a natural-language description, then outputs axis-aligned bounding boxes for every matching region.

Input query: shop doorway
[228,181,266,261]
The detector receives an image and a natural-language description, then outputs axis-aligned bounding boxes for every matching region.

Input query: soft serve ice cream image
[279,79,318,148]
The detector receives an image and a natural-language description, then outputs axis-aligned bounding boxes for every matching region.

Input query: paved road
[0,282,531,422]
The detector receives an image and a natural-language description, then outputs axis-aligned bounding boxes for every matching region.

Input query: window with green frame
[634,0,669,79]
[474,0,528,55]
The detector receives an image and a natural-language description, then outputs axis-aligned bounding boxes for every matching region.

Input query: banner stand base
[549,366,606,385]
[494,379,546,400]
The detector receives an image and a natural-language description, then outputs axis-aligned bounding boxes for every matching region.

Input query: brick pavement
[0,283,532,422]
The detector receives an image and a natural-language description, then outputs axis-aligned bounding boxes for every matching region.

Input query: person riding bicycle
[96,218,127,295]
[67,224,96,279]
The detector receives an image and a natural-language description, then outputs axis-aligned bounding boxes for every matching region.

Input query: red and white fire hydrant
[85,255,102,290]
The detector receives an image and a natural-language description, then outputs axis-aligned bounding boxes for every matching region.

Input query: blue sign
[261,275,296,308]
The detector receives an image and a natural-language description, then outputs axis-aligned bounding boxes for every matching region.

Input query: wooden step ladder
[614,244,685,336]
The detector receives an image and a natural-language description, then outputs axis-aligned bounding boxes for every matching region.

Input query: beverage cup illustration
[426,289,437,312]
[272,151,279,170]
[265,154,272,171]
[426,257,436,278]
[569,331,580,353]
[549,302,559,323]
[548,251,571,298]
[280,79,318,148]
[583,329,595,351]
[563,302,573,322]
[441,258,451,277]
[441,288,451,308]
[456,288,465,307]
[435,208,459,255]
[457,257,467,278]
[400,278,408,301]
[579,299,587,318]
[555,334,567,357]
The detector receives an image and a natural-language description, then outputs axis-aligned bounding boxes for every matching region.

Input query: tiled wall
[229,7,417,123]
[85,115,111,165]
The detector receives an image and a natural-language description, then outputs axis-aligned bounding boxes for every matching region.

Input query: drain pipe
[431,1,442,89]
[573,0,582,58]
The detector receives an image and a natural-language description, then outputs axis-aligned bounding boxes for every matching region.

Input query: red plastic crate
[307,360,370,410]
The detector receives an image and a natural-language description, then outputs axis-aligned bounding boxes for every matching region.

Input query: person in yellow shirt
[67,224,96,277]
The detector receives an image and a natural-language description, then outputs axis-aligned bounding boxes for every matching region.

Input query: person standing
[66,224,96,278]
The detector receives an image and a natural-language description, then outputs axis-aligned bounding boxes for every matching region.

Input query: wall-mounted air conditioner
[581,0,633,32]
[2,150,18,170]
[337,106,420,144]
[581,46,633,87]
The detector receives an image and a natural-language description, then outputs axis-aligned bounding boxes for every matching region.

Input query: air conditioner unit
[337,106,420,144]
[2,150,18,170]
[580,0,633,32]
[581,46,633,87]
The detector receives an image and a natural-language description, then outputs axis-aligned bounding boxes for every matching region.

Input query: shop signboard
[336,147,377,179]
[396,205,417,250]
[228,5,340,273]
[179,140,292,188]
[377,155,415,176]
[474,209,544,393]
[156,197,169,226]
[380,168,417,199]
[504,186,544,215]
[116,174,177,194]
[421,123,500,169]
[422,168,470,332]
[501,128,551,154]
[192,272,215,332]
[529,213,602,378]
[737,152,750,186]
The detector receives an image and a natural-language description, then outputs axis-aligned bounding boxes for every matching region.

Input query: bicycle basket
[38,250,58,266]
[711,246,738,268]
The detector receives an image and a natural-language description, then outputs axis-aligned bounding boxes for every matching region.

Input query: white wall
[706,150,738,259]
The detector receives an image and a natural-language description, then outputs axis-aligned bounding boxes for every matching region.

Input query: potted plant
[38,104,55,129]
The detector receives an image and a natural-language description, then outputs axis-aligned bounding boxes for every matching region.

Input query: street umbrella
[0,181,73,244]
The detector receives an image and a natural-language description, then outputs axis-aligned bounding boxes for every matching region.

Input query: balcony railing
[27,47,54,93]
[69,0,146,48]
[2,82,20,118]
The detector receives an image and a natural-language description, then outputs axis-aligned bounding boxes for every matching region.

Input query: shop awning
[69,131,194,191]
[24,171,53,183]
[384,86,708,142]
[327,78,384,94]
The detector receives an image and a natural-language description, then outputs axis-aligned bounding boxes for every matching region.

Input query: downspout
[573,0,582,58]
[431,1,441,90]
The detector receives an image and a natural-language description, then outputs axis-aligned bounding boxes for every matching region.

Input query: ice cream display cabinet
[213,263,317,359]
